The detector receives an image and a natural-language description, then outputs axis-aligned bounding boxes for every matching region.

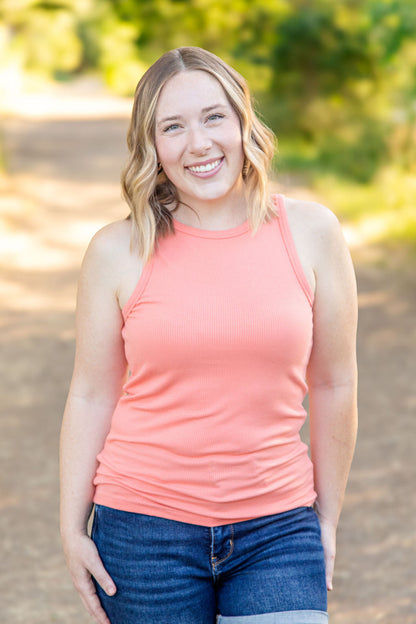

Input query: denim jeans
[92,504,328,624]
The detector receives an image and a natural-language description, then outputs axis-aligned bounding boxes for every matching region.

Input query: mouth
[185,157,224,177]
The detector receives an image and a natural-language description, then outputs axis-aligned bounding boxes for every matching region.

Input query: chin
[192,183,237,201]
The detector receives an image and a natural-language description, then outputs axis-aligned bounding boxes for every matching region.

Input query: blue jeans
[92,505,328,624]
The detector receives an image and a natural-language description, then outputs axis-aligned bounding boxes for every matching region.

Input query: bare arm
[60,222,131,624]
[306,207,358,590]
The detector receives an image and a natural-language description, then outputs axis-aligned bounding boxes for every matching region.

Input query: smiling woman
[60,47,358,624]
[121,47,276,263]
[154,71,245,223]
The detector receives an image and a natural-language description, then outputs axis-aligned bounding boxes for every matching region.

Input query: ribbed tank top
[93,194,317,526]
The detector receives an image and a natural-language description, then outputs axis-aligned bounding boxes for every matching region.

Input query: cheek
[156,139,179,168]
[228,138,244,169]
[223,125,244,159]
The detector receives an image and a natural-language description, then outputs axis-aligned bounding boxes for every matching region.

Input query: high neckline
[172,217,250,239]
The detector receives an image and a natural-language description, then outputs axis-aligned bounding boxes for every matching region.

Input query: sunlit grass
[274,136,416,255]
[312,167,416,253]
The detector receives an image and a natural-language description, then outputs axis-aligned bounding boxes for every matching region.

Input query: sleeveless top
[93,194,317,526]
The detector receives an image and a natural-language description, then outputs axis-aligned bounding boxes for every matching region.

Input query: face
[154,70,245,211]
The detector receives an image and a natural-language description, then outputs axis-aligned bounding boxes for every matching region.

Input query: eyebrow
[157,103,227,126]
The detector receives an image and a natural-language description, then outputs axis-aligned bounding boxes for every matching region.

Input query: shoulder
[283,196,340,236]
[282,196,356,318]
[80,218,134,288]
[84,218,133,266]
[87,218,132,257]
[282,196,347,267]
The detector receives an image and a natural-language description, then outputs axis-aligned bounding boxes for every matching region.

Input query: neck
[173,182,248,230]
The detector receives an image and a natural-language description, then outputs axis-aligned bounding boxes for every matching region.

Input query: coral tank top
[93,194,317,526]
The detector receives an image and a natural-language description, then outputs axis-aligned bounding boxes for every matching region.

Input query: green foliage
[310,166,416,253]
[0,0,83,76]
[76,2,146,94]
[1,0,415,246]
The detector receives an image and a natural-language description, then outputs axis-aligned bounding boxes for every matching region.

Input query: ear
[242,157,249,178]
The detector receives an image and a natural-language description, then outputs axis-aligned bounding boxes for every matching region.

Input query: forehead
[155,70,229,117]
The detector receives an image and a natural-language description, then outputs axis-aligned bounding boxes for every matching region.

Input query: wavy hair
[121,47,277,263]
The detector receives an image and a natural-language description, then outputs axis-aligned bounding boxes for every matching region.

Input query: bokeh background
[0,1,415,623]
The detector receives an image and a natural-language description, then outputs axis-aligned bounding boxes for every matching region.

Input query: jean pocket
[90,504,100,540]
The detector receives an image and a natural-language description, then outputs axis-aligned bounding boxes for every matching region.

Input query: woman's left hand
[317,517,337,591]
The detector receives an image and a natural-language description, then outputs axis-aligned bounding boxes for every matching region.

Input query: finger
[87,556,117,597]
[73,568,112,624]
[79,577,112,624]
[325,552,335,591]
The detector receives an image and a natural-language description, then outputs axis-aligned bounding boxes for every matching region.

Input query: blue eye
[207,113,224,122]
[163,123,180,133]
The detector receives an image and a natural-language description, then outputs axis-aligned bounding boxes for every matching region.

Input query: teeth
[188,159,221,173]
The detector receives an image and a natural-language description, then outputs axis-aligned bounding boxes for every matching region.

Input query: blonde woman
[60,47,357,624]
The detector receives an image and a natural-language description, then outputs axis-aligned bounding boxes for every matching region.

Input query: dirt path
[1,80,415,624]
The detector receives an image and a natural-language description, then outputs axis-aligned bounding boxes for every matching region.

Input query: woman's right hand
[63,534,116,624]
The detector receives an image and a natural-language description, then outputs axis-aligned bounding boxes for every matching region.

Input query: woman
[60,47,358,624]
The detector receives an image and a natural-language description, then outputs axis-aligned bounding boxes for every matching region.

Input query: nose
[188,125,212,154]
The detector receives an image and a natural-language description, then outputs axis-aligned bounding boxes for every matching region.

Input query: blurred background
[0,1,415,623]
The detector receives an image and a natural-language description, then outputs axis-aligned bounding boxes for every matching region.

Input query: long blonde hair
[122,47,277,263]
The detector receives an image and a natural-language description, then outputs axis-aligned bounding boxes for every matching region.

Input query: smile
[186,158,223,175]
